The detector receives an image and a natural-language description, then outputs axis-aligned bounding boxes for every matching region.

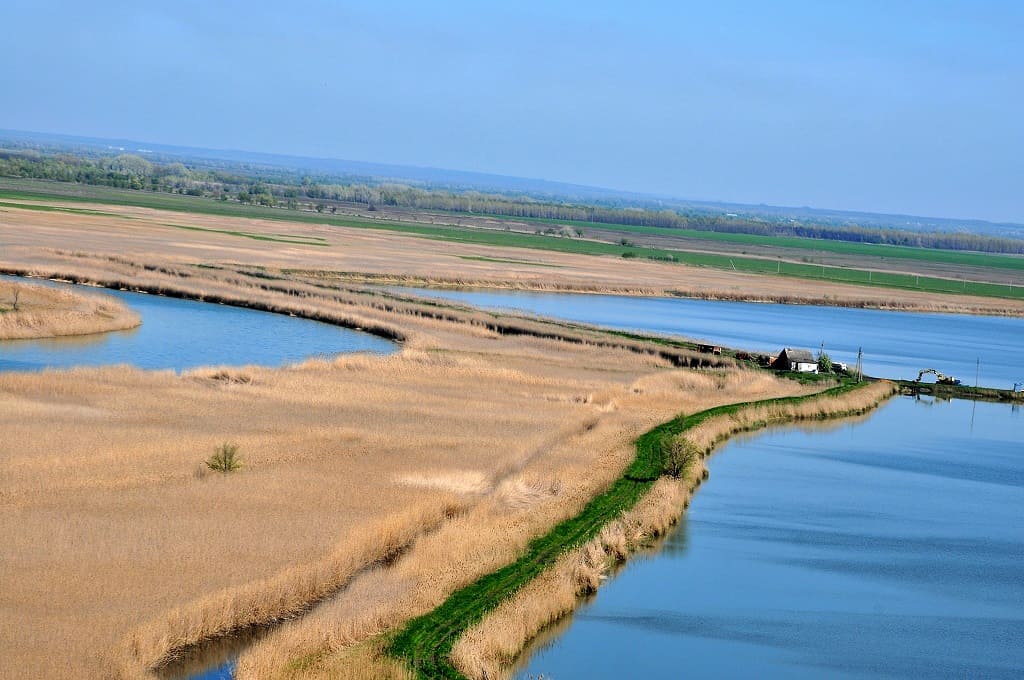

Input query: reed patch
[0,279,140,339]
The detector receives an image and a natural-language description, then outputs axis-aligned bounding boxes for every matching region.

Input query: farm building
[772,348,818,373]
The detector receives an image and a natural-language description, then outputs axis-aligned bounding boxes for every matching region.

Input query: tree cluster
[2,147,1022,255]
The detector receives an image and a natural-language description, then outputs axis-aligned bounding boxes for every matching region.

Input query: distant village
[697,343,848,375]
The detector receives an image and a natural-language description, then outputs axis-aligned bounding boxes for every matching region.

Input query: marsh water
[515,397,1024,679]
[395,288,1024,389]
[0,276,395,371]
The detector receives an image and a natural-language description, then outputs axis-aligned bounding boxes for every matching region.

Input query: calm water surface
[0,276,394,371]
[516,397,1024,679]
[395,288,1024,389]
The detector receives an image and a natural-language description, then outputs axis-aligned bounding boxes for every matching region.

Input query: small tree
[663,436,702,478]
[817,351,833,374]
[206,442,242,473]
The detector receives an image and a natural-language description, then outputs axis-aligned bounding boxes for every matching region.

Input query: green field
[487,213,1024,273]
[2,182,1022,301]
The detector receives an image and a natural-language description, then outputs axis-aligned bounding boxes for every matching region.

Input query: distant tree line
[1,148,1022,255]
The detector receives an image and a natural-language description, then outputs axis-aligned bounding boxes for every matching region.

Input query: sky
[3,1,1022,222]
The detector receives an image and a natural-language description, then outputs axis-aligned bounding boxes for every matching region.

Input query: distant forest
[2,147,1022,255]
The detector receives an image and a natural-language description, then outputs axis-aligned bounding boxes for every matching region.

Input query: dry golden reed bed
[2,198,1023,317]
[0,279,140,339]
[0,199,924,680]
[450,381,898,680]
[0,252,813,680]
[231,372,812,680]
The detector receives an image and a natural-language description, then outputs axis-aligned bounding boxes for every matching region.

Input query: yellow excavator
[915,368,961,386]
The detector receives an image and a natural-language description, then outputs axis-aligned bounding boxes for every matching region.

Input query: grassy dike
[387,379,895,679]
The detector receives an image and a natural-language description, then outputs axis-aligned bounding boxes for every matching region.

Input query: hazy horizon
[7,126,1024,230]
[3,1,1022,222]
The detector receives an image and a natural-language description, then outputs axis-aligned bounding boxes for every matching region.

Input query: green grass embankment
[387,379,879,679]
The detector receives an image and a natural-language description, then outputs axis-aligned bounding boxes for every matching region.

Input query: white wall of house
[791,361,818,373]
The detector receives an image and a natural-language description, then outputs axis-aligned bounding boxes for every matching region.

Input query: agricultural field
[2,179,1023,300]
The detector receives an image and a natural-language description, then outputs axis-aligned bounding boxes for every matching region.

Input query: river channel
[394,288,1024,388]
[515,397,1023,679]
[0,276,395,371]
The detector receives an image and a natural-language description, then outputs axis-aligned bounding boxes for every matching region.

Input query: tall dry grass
[449,380,898,680]
[0,279,140,339]
[685,380,898,455]
[231,370,811,679]
[2,198,1022,317]
[0,346,617,679]
[121,503,460,678]
[2,257,784,679]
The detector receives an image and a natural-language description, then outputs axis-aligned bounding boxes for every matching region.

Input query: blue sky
[3,1,1022,222]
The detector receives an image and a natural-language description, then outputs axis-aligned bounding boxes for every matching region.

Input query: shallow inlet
[515,396,1024,678]
[0,275,395,371]
[392,287,1024,389]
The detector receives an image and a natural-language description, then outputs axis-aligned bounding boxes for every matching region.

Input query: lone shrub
[663,436,701,478]
[817,351,833,374]
[206,442,242,473]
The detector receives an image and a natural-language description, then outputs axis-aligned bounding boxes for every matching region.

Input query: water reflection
[2,323,140,350]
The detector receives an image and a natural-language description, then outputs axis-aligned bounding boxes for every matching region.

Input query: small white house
[773,348,818,373]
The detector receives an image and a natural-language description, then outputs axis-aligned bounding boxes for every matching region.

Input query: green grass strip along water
[387,380,869,678]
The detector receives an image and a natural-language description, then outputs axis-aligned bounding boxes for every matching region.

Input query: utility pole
[855,347,864,384]
[976,358,980,389]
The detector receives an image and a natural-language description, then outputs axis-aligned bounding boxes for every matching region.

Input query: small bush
[817,351,833,374]
[663,436,701,478]
[621,251,637,259]
[206,442,242,473]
